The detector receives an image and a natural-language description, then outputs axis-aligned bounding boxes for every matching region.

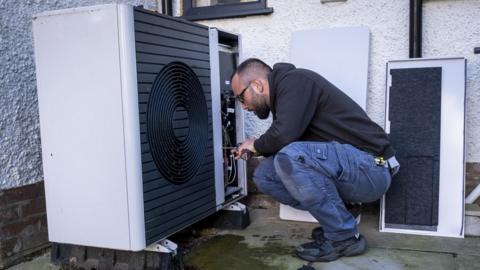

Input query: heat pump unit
[33,3,246,251]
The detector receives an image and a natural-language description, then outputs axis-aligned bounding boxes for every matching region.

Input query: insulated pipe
[157,0,172,15]
[163,0,173,15]
[466,184,480,204]
[409,0,422,58]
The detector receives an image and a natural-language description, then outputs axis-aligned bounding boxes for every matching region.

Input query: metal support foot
[144,239,178,256]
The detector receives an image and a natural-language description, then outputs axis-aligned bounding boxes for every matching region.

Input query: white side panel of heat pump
[279,204,317,223]
[290,26,370,110]
[283,26,370,223]
[33,4,133,250]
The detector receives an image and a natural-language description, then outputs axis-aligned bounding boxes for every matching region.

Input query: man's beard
[250,90,270,119]
[253,103,270,119]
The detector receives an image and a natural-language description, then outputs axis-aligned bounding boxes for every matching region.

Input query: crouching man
[231,58,399,262]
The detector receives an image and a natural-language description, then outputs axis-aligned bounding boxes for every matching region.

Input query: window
[183,0,273,21]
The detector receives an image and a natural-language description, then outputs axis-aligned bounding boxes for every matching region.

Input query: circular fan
[147,61,208,184]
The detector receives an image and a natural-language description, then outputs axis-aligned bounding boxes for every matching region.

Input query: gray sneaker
[296,235,367,262]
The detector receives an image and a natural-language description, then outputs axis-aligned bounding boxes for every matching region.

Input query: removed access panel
[381,58,466,238]
[281,26,370,223]
[290,26,370,109]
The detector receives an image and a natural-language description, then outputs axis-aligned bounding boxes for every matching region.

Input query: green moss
[184,235,294,270]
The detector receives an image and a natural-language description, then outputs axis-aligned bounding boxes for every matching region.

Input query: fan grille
[146,62,209,184]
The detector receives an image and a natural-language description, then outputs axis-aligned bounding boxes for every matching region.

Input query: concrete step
[465,204,480,236]
[465,203,480,217]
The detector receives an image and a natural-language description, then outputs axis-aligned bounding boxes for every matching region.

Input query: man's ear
[252,79,264,93]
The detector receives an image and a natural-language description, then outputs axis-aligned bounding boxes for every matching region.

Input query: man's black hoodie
[253,63,395,158]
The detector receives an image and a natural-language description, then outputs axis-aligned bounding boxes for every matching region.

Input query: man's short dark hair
[232,58,272,85]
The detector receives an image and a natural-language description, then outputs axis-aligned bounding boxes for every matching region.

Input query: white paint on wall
[195,0,480,162]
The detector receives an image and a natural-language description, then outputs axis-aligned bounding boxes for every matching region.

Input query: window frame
[182,0,273,21]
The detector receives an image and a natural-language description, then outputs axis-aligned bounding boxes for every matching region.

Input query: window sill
[183,7,273,21]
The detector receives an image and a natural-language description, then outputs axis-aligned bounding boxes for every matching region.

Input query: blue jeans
[253,141,391,241]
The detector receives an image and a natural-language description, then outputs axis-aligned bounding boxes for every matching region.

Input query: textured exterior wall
[196,0,480,161]
[1,0,479,189]
[422,0,480,162]
[0,0,157,190]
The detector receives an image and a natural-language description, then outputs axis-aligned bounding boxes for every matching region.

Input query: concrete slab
[455,254,480,270]
[315,248,456,270]
[185,203,480,270]
[359,214,480,256]
[6,198,480,270]
[184,234,458,270]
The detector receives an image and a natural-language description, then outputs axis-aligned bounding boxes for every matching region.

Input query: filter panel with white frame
[380,58,465,238]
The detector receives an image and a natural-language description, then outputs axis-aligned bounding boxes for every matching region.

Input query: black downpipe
[409,0,423,58]
[162,0,173,16]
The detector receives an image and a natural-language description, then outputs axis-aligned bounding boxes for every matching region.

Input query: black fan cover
[146,61,209,184]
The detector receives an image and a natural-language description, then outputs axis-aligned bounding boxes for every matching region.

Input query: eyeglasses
[236,83,250,103]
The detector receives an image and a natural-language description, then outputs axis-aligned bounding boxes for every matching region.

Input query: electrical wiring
[228,154,237,185]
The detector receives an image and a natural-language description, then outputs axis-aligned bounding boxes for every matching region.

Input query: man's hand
[231,138,257,160]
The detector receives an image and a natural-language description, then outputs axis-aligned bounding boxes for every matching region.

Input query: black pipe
[162,0,173,16]
[409,0,422,58]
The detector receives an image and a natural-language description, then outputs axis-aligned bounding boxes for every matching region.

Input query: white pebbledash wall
[0,0,158,189]
[193,0,480,161]
[1,0,478,189]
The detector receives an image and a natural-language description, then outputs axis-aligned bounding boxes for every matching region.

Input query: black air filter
[386,67,441,228]
[147,62,208,184]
